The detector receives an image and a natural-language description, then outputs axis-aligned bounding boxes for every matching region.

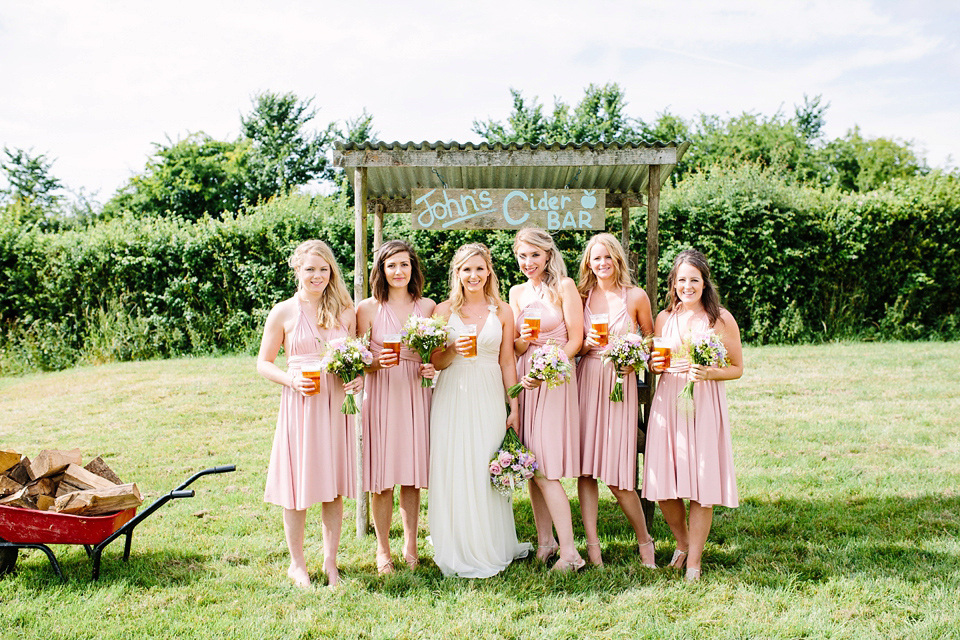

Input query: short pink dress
[642,311,738,508]
[516,297,580,480]
[361,301,431,494]
[264,299,357,509]
[577,287,640,490]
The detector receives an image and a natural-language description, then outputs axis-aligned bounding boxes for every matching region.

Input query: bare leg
[686,501,713,573]
[398,486,420,567]
[529,480,558,560]
[370,488,395,573]
[282,508,310,587]
[658,498,690,568]
[534,477,583,568]
[577,477,602,566]
[610,485,655,567]
[321,497,343,587]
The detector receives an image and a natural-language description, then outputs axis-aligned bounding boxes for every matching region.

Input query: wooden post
[373,203,384,252]
[353,167,369,537]
[621,201,632,276]
[645,166,661,312]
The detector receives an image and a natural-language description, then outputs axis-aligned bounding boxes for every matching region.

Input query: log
[35,494,56,511]
[6,457,31,485]
[0,476,23,497]
[0,487,37,509]
[84,456,123,485]
[0,450,22,475]
[53,483,142,516]
[25,477,57,498]
[55,464,117,497]
[29,449,82,480]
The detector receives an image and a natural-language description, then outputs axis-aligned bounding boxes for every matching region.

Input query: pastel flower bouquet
[678,329,730,403]
[601,333,652,402]
[401,314,453,387]
[489,427,538,496]
[319,336,373,414]
[506,340,572,398]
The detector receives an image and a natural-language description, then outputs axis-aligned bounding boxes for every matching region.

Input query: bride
[428,243,531,578]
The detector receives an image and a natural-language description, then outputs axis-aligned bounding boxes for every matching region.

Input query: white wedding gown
[428,310,531,578]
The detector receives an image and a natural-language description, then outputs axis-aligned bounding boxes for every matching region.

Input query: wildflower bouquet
[319,336,373,414]
[489,428,538,496]
[401,314,453,387]
[506,340,572,398]
[677,329,730,403]
[601,333,652,402]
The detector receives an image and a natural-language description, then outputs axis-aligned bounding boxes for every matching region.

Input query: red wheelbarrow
[0,465,235,581]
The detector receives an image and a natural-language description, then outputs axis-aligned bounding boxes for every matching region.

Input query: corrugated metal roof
[333,140,689,201]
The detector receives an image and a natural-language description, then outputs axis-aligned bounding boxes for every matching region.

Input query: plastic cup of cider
[591,313,609,347]
[300,360,324,396]
[462,324,478,358]
[524,308,541,340]
[383,334,402,366]
[652,337,672,373]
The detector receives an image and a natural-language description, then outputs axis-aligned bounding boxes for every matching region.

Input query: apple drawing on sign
[580,190,597,209]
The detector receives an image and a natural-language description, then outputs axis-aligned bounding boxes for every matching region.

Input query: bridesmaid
[576,233,657,568]
[258,240,363,588]
[356,240,436,574]
[642,249,744,582]
[509,227,585,571]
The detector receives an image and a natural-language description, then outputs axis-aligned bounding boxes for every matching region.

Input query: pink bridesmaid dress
[516,298,580,480]
[361,301,431,494]
[577,287,640,490]
[264,298,357,509]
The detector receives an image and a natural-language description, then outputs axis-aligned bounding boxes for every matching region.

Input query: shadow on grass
[361,492,960,597]
[7,547,210,588]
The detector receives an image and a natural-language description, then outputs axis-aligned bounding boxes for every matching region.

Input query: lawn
[1,342,958,639]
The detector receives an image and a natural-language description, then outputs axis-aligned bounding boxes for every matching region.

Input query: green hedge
[2,166,958,373]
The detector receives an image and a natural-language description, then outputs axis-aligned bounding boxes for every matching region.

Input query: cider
[383,334,402,366]
[462,324,478,358]
[591,313,609,347]
[300,361,324,396]
[524,316,541,340]
[652,338,671,373]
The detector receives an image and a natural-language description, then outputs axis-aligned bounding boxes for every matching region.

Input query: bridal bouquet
[506,341,572,398]
[677,329,730,403]
[401,314,453,387]
[489,428,537,496]
[601,332,652,402]
[319,336,373,414]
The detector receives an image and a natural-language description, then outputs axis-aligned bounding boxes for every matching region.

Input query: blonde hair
[448,243,501,315]
[288,239,352,329]
[513,227,566,307]
[577,233,633,297]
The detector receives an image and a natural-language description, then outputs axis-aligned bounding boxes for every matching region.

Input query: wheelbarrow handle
[171,490,195,499]
[175,465,237,491]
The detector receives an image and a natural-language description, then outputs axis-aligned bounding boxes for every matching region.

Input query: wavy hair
[665,249,722,326]
[448,243,501,315]
[513,227,566,307]
[577,233,633,297]
[369,239,424,303]
[288,239,352,329]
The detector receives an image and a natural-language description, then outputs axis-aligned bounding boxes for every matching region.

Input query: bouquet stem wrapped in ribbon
[601,333,652,402]
[506,341,572,398]
[489,427,537,496]
[678,329,730,408]
[401,314,453,387]
[319,336,373,414]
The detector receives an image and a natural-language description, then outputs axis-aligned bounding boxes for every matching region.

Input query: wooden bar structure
[334,140,689,537]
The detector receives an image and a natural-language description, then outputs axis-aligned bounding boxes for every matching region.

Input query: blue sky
[1,0,957,202]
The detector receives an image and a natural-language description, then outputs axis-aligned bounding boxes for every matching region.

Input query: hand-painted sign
[411,188,606,231]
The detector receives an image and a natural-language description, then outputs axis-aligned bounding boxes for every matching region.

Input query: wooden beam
[364,192,643,215]
[353,167,369,538]
[335,147,678,168]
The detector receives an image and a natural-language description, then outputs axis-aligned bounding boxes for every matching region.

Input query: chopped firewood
[53,483,142,516]
[84,456,123,485]
[25,477,57,498]
[54,463,117,497]
[0,475,24,497]
[35,494,56,511]
[0,449,22,475]
[29,449,82,480]
[6,457,31,485]
[0,487,38,509]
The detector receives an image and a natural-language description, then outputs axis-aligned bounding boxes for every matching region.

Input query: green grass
[1,342,958,639]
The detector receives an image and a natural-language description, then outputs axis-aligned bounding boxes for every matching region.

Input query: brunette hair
[577,233,633,297]
[448,243,501,315]
[369,240,424,303]
[288,239,353,329]
[665,249,722,326]
[513,227,566,307]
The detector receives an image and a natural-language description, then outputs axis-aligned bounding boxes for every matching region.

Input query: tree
[1,147,64,224]
[239,91,333,203]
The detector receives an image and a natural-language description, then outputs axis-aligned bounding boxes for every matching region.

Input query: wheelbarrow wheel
[0,538,17,577]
